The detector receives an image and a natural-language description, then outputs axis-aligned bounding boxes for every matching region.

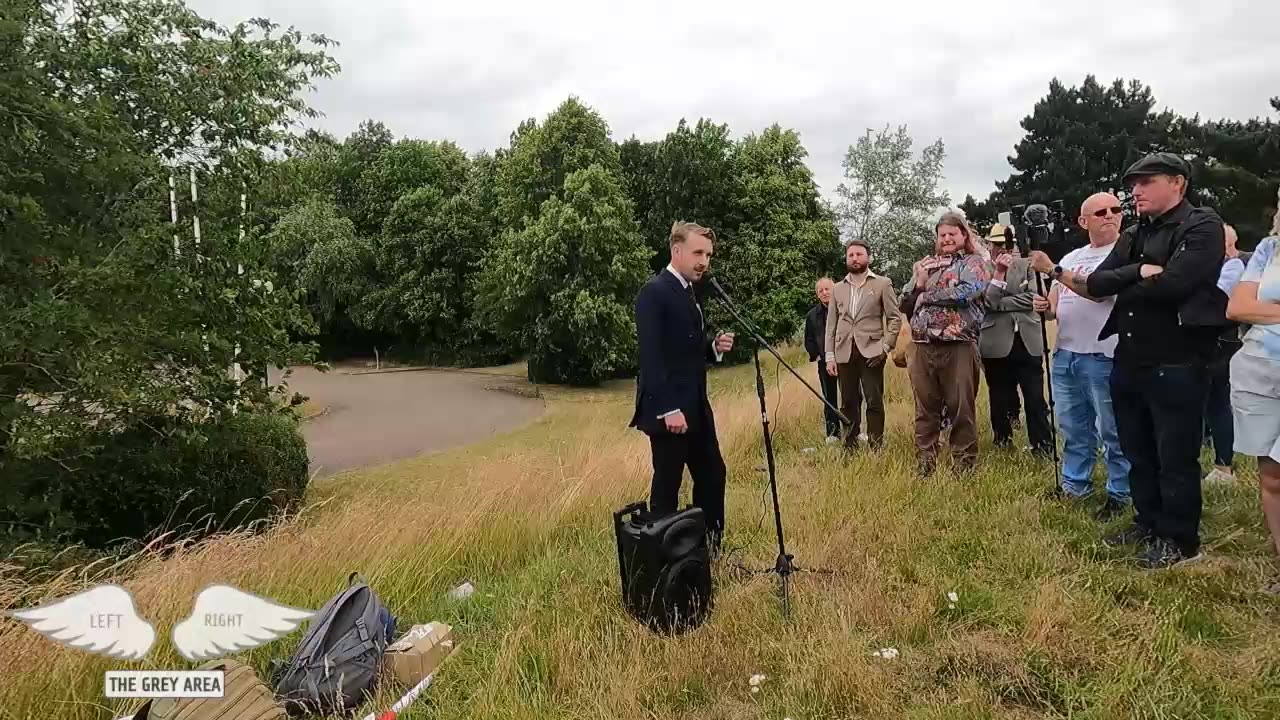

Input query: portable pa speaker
[613,501,713,634]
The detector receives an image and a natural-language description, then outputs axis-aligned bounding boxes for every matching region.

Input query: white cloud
[189,0,1280,205]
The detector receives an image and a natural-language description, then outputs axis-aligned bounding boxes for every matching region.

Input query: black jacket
[804,303,829,362]
[630,270,722,435]
[1086,200,1226,365]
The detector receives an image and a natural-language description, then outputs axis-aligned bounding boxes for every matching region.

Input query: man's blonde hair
[670,221,716,247]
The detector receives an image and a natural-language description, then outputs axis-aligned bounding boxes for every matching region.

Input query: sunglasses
[1092,207,1124,218]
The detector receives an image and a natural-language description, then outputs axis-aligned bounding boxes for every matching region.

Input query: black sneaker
[1137,538,1203,570]
[1103,523,1153,547]
[1095,498,1130,522]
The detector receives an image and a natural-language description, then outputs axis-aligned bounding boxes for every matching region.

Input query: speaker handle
[612,501,648,529]
[613,501,648,599]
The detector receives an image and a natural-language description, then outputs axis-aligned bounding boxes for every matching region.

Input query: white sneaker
[858,433,869,444]
[1204,468,1235,485]
[825,435,840,445]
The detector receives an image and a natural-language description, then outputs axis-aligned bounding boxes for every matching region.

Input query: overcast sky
[191,0,1279,207]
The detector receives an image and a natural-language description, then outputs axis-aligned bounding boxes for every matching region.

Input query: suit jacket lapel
[662,270,703,332]
[846,276,873,321]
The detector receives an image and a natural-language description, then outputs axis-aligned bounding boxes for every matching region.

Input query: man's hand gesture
[1027,250,1055,275]
[912,259,931,289]
[714,332,735,354]
[826,360,838,377]
[664,411,688,434]
[994,253,1014,279]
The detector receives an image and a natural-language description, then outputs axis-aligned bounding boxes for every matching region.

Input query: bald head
[1078,192,1123,246]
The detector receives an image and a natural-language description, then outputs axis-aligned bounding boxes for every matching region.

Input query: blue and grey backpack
[273,573,397,716]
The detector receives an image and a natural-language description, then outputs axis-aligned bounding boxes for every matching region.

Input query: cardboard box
[383,622,457,686]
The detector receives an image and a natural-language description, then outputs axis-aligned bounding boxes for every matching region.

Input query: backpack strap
[323,620,378,667]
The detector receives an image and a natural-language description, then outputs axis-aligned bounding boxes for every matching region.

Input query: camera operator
[1029,154,1226,569]
[900,212,992,476]
[981,229,1053,456]
[1041,193,1131,520]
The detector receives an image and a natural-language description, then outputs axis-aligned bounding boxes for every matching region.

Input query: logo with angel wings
[7,584,314,661]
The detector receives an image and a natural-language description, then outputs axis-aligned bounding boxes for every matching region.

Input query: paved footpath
[272,365,544,478]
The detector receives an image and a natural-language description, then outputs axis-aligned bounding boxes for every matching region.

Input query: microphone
[1023,204,1050,226]
[707,275,725,297]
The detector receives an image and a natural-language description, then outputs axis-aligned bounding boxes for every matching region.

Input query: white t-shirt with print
[1053,242,1120,357]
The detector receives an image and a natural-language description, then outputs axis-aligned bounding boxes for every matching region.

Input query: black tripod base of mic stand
[705,276,845,620]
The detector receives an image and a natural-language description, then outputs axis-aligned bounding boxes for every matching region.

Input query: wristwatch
[1051,265,1064,279]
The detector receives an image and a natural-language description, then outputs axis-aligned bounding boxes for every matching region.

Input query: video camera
[1001,199,1075,264]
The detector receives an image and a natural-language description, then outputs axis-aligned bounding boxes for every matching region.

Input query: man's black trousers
[818,365,840,438]
[648,423,727,536]
[1111,362,1209,555]
[981,334,1053,453]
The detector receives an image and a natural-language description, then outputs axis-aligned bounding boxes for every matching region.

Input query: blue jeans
[1051,349,1131,502]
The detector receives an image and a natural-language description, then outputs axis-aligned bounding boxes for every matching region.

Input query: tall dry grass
[2,347,1279,719]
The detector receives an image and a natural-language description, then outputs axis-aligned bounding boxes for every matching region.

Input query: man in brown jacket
[825,240,903,450]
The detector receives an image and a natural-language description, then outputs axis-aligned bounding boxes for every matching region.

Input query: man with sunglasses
[1038,193,1131,520]
[1030,154,1226,569]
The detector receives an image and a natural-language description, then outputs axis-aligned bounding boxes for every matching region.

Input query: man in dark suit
[630,221,736,549]
[804,277,840,442]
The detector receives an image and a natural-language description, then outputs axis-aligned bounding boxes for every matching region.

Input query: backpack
[273,573,397,716]
[132,658,285,720]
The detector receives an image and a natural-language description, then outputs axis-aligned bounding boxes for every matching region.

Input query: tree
[0,0,335,463]
[622,119,739,272]
[1170,101,1280,244]
[482,96,644,381]
[836,125,949,288]
[334,120,394,234]
[959,194,999,237]
[263,199,371,327]
[355,186,488,361]
[355,139,470,237]
[479,165,651,384]
[713,125,842,351]
[619,136,661,262]
[995,77,1174,236]
[496,96,621,231]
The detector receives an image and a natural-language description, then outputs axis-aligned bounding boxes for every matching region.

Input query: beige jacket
[824,272,903,363]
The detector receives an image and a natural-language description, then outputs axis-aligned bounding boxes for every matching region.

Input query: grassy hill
[3,348,1279,719]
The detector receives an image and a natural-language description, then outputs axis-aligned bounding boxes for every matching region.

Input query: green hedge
[1,411,310,550]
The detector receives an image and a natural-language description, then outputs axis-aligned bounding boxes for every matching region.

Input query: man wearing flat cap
[1029,152,1227,569]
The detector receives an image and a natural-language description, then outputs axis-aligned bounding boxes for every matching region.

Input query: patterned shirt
[902,252,992,343]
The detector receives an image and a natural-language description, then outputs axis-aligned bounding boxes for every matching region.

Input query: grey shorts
[1230,352,1280,463]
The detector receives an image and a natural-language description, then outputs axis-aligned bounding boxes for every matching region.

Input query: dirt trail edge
[273,365,545,478]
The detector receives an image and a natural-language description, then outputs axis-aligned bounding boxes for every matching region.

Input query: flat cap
[1123,152,1192,185]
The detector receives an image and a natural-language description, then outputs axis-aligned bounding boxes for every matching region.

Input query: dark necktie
[686,284,704,330]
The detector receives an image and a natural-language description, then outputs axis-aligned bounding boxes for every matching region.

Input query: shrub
[1,411,309,550]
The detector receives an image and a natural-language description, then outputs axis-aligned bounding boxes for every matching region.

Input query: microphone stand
[1009,224,1062,496]
[707,276,848,619]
